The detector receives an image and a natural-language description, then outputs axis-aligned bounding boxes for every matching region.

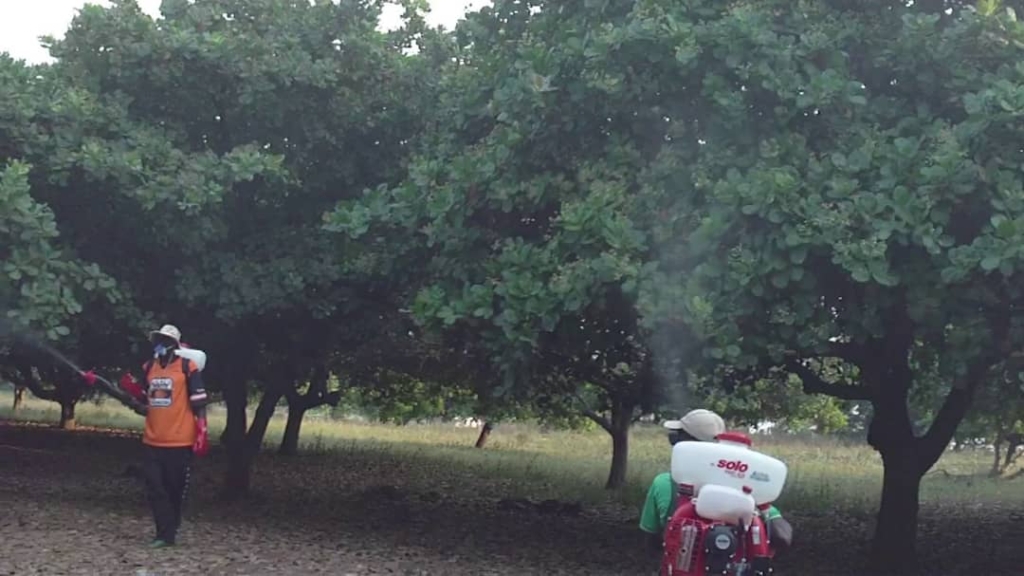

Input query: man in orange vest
[126,324,210,548]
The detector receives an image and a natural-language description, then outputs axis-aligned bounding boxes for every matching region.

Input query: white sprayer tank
[670,435,787,508]
[174,348,207,371]
[694,484,757,524]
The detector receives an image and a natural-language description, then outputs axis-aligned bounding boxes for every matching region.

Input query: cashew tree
[638,1,1024,571]
[328,0,675,489]
[45,0,446,494]
[0,53,226,423]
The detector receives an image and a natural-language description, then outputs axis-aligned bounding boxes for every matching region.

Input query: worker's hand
[119,373,146,402]
[769,517,793,550]
[193,417,209,458]
[130,400,148,417]
[79,370,98,386]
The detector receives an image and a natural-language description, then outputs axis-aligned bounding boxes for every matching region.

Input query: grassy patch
[1,390,1018,516]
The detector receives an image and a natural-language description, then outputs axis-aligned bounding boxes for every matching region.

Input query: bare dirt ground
[1,422,1023,576]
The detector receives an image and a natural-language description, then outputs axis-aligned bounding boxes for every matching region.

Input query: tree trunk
[221,378,248,449]
[223,385,282,497]
[223,441,253,497]
[580,396,635,491]
[605,400,633,490]
[277,368,338,456]
[12,386,24,411]
[1005,433,1022,469]
[244,385,283,454]
[871,449,924,573]
[59,400,76,430]
[279,403,307,456]
[606,421,629,489]
[863,349,921,575]
[474,421,494,448]
[992,431,1005,477]
[221,378,251,498]
[867,370,974,573]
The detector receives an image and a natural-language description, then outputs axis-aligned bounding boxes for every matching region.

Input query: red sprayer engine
[661,432,788,576]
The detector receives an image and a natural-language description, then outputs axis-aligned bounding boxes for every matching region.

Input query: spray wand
[1,321,144,412]
[78,369,141,409]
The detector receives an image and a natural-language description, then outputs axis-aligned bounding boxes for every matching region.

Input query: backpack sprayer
[115,344,207,400]
[83,342,211,457]
[661,432,788,576]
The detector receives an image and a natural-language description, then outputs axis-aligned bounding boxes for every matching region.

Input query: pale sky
[0,0,489,64]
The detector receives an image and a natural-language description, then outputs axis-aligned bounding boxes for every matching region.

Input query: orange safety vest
[142,356,198,448]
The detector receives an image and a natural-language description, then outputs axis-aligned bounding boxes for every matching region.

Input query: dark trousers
[141,445,193,543]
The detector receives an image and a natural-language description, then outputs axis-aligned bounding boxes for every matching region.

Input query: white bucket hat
[149,324,182,345]
[663,409,726,442]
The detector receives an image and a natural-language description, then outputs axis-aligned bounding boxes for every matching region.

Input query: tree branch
[276,364,342,413]
[282,380,302,404]
[573,392,613,434]
[918,307,1012,471]
[785,358,873,401]
[322,389,342,408]
[825,341,865,365]
[581,408,614,435]
[5,361,58,402]
[916,373,982,473]
[300,366,337,410]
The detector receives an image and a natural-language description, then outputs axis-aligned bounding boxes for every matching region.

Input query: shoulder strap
[142,357,191,379]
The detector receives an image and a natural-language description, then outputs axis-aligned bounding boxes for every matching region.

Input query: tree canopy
[634,1,1024,568]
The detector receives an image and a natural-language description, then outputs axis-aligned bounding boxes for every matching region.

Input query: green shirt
[639,472,783,534]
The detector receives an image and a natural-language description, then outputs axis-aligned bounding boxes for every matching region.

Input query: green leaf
[996,219,1016,238]
[981,256,1001,271]
[872,269,899,287]
[894,137,919,157]
[963,93,984,115]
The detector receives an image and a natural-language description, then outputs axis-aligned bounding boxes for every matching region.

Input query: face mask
[667,430,693,445]
[154,344,168,358]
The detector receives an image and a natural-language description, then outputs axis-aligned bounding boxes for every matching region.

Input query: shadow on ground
[1,422,1022,575]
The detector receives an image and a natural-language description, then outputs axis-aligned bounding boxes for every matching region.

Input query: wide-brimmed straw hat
[149,324,182,345]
